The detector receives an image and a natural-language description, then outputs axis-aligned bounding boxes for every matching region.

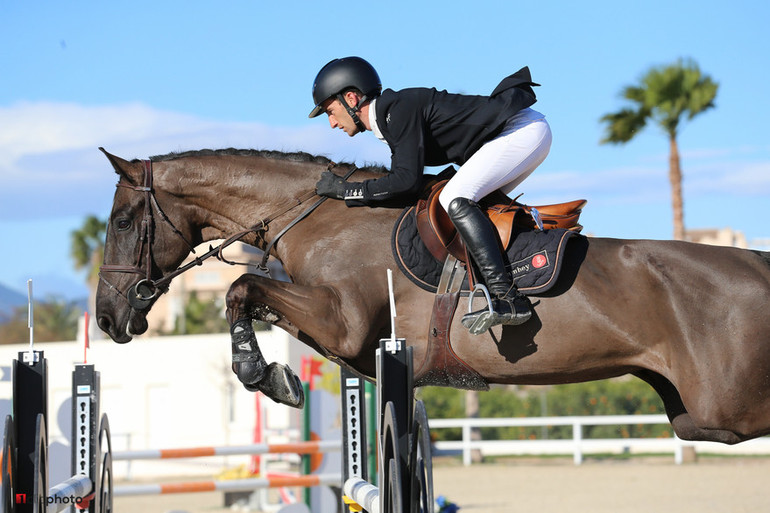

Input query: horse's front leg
[225,273,346,408]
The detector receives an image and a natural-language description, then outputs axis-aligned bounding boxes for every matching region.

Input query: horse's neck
[156,157,322,244]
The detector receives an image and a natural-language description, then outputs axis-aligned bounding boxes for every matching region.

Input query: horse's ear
[99,147,143,185]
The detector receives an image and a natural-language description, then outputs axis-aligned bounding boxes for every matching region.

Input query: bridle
[99,159,356,312]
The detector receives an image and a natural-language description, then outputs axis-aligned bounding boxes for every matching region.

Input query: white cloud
[686,160,770,195]
[0,100,767,228]
[0,102,199,174]
[0,101,390,220]
[521,165,669,206]
[0,100,391,175]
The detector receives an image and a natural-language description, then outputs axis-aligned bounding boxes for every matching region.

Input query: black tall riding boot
[447,197,532,334]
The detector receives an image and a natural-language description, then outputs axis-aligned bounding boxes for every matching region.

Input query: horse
[95,147,770,445]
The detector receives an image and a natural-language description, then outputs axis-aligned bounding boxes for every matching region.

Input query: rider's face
[323,95,360,137]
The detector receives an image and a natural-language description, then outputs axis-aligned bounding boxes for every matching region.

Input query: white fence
[428,415,770,466]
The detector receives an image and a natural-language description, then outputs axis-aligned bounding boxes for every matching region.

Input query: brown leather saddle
[408,181,587,390]
[415,180,587,263]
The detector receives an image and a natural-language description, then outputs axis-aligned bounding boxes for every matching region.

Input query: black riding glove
[316,171,357,200]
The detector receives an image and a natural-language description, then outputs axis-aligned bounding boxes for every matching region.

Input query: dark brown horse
[95,148,770,445]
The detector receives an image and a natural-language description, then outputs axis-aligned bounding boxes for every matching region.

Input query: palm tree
[71,215,107,283]
[600,58,718,240]
[71,215,107,335]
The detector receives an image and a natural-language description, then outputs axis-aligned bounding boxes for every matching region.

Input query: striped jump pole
[112,439,341,461]
[113,472,341,497]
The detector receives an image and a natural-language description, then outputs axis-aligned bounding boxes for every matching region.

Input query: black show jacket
[347,66,539,206]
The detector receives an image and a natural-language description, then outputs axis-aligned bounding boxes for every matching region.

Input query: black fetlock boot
[230,318,267,386]
[230,319,304,408]
[447,198,532,334]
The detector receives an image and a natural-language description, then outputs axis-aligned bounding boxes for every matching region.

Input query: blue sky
[1,0,769,300]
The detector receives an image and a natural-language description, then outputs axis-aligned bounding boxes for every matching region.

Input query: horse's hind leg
[634,370,745,444]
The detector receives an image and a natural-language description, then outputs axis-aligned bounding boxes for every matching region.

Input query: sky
[1,0,769,301]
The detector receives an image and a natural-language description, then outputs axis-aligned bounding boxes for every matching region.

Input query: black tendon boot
[230,318,267,386]
[447,197,532,334]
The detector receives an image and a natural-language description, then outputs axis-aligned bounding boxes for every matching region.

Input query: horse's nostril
[96,315,112,334]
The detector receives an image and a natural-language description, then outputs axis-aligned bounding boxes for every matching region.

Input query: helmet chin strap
[336,92,368,134]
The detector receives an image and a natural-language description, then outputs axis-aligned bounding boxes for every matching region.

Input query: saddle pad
[392,206,579,296]
[392,206,449,291]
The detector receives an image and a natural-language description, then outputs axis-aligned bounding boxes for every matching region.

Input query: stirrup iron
[462,284,497,335]
[467,283,494,316]
[462,283,532,335]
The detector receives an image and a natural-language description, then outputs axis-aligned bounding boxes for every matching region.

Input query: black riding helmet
[309,57,382,132]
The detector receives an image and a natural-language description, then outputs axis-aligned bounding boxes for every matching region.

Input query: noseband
[99,159,356,312]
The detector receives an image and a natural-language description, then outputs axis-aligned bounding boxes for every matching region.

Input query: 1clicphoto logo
[15,493,86,506]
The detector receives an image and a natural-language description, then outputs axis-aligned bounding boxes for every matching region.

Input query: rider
[309,56,552,334]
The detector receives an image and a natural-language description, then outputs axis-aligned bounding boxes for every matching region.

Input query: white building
[0,329,338,485]
[685,227,749,248]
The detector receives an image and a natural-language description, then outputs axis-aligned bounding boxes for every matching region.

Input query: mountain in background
[0,283,26,318]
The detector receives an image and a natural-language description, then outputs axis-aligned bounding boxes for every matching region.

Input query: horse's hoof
[257,362,305,409]
[230,319,268,385]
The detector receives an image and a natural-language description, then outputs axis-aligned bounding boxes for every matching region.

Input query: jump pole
[111,440,341,461]
[342,269,421,513]
[343,341,414,513]
[71,362,104,513]
[11,349,47,513]
[4,308,104,513]
[113,473,341,497]
[9,279,48,513]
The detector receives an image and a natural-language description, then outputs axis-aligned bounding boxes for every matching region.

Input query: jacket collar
[369,98,388,144]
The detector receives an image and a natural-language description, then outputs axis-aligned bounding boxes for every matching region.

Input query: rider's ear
[99,147,143,186]
[343,90,361,109]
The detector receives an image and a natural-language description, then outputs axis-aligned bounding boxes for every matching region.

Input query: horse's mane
[147,148,332,165]
[144,148,389,174]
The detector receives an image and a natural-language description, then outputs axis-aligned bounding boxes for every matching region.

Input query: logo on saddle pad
[532,253,548,269]
[511,250,550,279]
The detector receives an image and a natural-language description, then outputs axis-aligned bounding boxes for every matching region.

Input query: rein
[99,159,357,311]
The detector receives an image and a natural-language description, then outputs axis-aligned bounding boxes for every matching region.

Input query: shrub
[418,377,669,442]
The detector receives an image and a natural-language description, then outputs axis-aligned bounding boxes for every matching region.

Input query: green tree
[419,378,669,443]
[71,215,107,285]
[171,292,230,335]
[71,215,107,339]
[416,386,465,440]
[0,296,80,344]
[600,58,718,240]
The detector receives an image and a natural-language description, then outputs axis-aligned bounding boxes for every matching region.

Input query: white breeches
[438,108,552,210]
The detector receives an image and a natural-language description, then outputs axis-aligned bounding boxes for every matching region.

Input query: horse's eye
[115,218,132,231]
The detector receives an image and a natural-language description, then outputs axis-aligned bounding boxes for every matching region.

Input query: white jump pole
[344,478,380,513]
[25,279,38,363]
[46,475,93,513]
